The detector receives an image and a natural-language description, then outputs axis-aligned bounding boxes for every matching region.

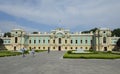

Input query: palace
[0,28,120,51]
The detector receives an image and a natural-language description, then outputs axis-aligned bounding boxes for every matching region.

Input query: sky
[0,0,120,33]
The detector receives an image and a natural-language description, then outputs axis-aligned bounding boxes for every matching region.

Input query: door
[58,46,61,51]
[104,47,107,51]
[14,46,16,51]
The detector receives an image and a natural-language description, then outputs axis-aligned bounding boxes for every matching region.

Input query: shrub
[67,50,72,54]
[107,51,112,53]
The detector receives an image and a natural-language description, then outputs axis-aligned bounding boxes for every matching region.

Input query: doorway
[104,47,107,51]
[14,46,16,51]
[58,46,61,51]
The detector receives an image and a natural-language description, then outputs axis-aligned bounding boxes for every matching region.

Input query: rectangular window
[76,40,77,44]
[65,40,67,44]
[91,40,92,44]
[8,41,10,43]
[43,40,45,43]
[81,40,82,44]
[15,37,17,43]
[43,47,45,49]
[85,40,87,44]
[39,40,40,43]
[39,47,40,49]
[29,40,31,44]
[71,40,73,44]
[65,47,67,49]
[53,47,55,49]
[34,40,35,44]
[76,47,77,49]
[53,40,55,43]
[29,47,31,50]
[48,40,50,43]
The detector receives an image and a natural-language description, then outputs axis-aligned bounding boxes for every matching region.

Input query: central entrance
[58,46,61,51]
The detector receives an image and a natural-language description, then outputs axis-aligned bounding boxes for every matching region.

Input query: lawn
[0,51,21,57]
[63,51,120,59]
[0,50,47,57]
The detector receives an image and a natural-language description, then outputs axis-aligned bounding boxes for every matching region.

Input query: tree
[0,38,7,50]
[112,28,120,37]
[4,32,11,37]
[32,32,38,34]
[113,38,120,51]
[117,38,120,48]
[82,28,98,33]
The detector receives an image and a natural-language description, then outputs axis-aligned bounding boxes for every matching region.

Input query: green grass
[0,50,47,57]
[35,50,47,52]
[63,51,120,59]
[0,51,21,57]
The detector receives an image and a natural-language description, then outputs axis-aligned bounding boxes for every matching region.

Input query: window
[71,40,73,44]
[85,40,87,44]
[15,37,17,43]
[29,40,31,44]
[76,47,77,49]
[65,47,67,49]
[76,40,77,44]
[71,47,73,49]
[81,40,82,44]
[43,40,45,43]
[4,41,6,43]
[39,47,40,49]
[91,40,92,44]
[29,47,31,50]
[39,40,40,43]
[59,38,61,44]
[85,47,87,49]
[53,40,55,43]
[43,47,45,49]
[103,37,106,43]
[48,40,50,43]
[53,47,55,49]
[65,40,67,44]
[81,47,83,49]
[34,40,36,44]
[16,32,17,34]
[34,47,36,49]
[8,41,10,43]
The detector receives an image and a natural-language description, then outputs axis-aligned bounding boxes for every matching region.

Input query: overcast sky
[0,0,120,33]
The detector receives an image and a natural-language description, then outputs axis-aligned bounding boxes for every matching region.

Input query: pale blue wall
[28,36,50,45]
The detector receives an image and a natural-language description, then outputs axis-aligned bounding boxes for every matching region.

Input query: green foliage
[63,51,120,59]
[4,32,11,37]
[82,28,98,33]
[0,51,21,57]
[67,50,72,54]
[117,38,120,47]
[112,28,120,37]
[107,51,112,53]
[32,32,38,34]
[35,50,47,52]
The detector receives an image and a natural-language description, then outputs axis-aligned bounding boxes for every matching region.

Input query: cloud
[0,0,120,29]
[0,21,39,33]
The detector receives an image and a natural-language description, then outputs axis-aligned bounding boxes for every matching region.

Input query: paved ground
[0,51,120,74]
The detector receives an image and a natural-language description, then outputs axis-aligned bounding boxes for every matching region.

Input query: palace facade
[0,28,120,51]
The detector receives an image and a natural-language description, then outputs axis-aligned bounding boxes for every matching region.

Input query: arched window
[15,37,17,43]
[103,37,106,43]
[59,38,61,44]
